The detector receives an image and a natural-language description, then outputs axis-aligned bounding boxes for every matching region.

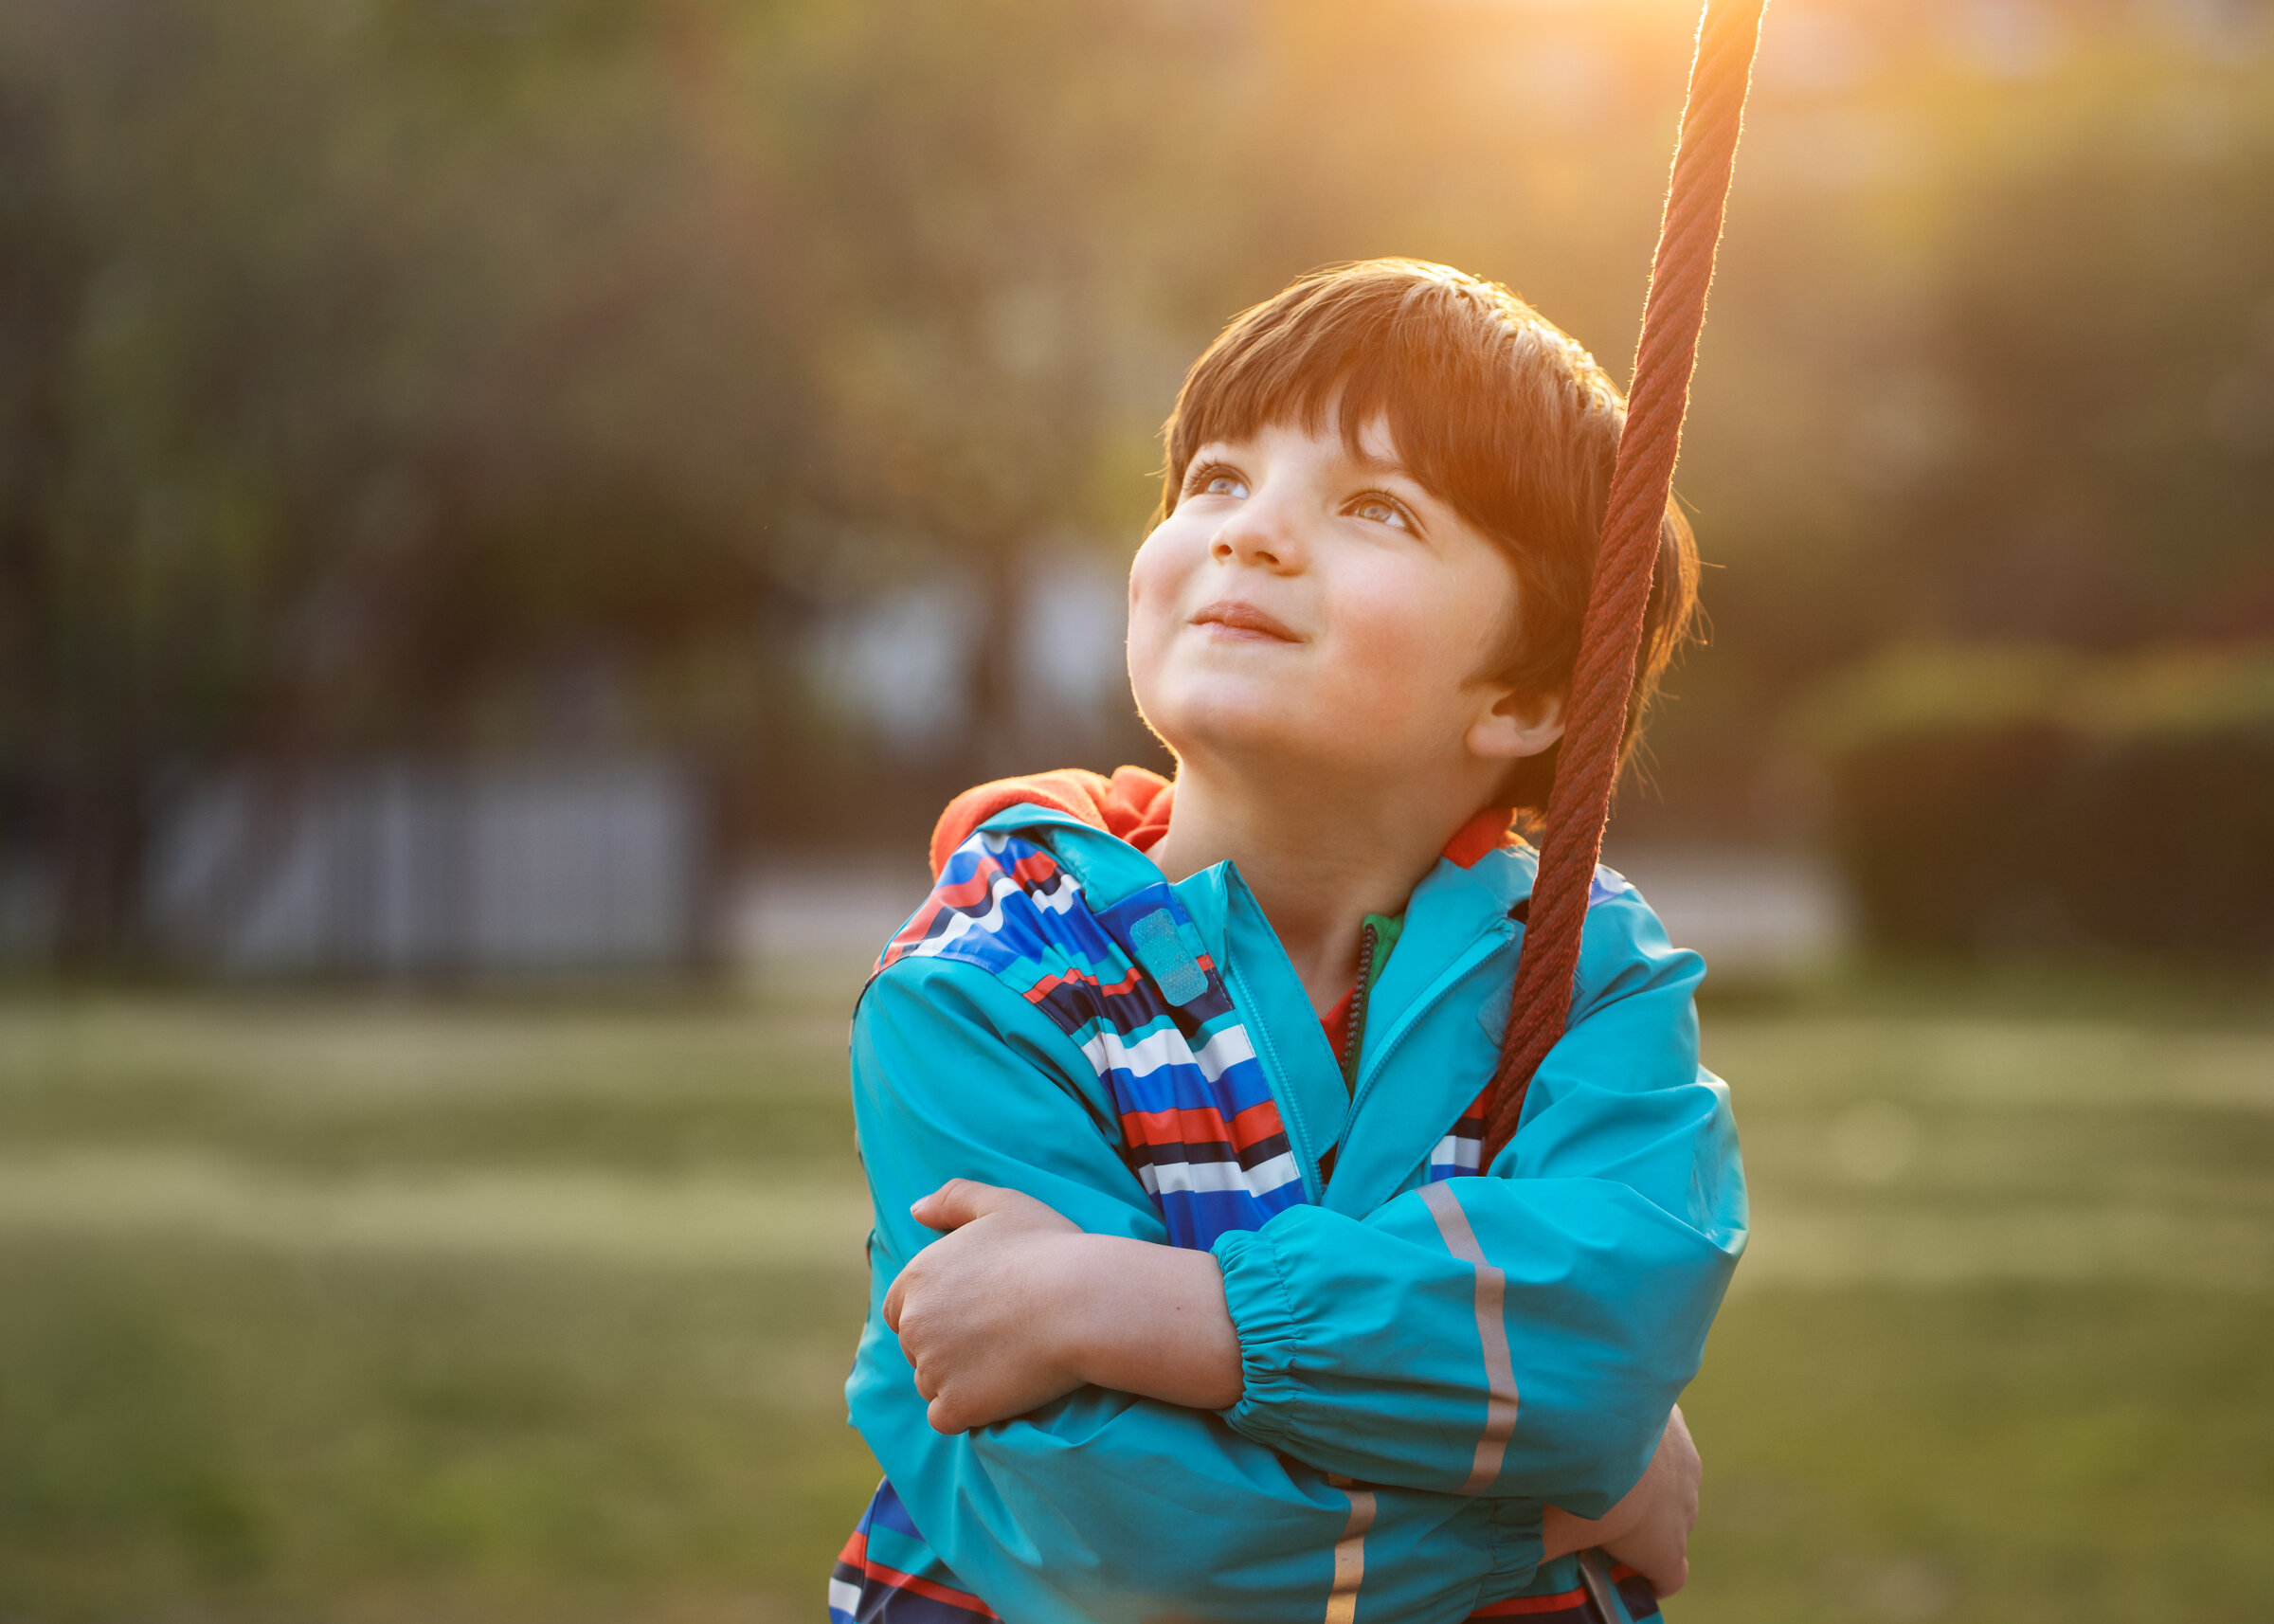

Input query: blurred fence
[142,756,714,979]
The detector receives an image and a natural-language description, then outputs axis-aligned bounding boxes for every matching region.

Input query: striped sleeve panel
[829,1481,1001,1624]
[1466,1563,1661,1619]
[1427,1081,1490,1182]
[875,829,1304,1252]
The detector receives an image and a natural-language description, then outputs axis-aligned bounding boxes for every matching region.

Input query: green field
[2,966,2270,1622]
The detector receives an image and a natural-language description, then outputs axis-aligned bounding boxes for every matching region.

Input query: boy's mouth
[1192,601,1300,642]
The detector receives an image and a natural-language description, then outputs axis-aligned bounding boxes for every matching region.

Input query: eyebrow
[1344,444,1435,498]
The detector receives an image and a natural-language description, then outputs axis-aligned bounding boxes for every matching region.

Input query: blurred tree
[2,0,2271,964]
[0,0,807,959]
[1898,85,2274,644]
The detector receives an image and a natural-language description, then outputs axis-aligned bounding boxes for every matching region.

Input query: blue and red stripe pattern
[846,830,1310,1620]
[1610,1561,1665,1621]
[1469,1590,1595,1616]
[1428,1082,1491,1182]
[1463,1561,1660,1620]
[877,829,1305,1249]
[829,1481,1000,1624]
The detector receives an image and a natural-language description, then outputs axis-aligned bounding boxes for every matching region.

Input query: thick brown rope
[1479,0,1765,1167]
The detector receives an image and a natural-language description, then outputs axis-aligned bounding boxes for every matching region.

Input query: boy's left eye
[1349,494,1413,530]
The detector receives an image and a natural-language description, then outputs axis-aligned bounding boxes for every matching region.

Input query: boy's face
[1128,415,1560,801]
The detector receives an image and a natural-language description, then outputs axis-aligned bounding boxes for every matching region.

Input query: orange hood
[929,767,1177,878]
[929,766,1516,878]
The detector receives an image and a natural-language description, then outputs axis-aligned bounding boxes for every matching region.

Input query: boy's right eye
[1188,465,1249,500]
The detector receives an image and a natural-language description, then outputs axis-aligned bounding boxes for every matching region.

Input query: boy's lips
[1192,601,1300,642]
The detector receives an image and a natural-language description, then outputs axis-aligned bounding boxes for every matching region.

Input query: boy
[831,260,1746,1624]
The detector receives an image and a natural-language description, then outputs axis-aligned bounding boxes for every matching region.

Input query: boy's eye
[1349,493,1413,530]
[1191,467,1249,499]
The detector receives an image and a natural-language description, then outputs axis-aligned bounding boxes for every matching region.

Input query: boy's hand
[884,1179,1247,1433]
[883,1180,1091,1434]
[1540,1404,1700,1597]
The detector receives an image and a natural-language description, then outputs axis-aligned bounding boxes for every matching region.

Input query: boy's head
[1128,258,1699,819]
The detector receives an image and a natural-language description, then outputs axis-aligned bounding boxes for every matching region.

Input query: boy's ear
[1467,683,1566,766]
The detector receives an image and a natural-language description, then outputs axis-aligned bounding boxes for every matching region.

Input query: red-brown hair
[1157,259,1700,812]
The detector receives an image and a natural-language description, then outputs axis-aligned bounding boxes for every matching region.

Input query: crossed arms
[888,1176,1705,1592]
[848,943,1744,1623]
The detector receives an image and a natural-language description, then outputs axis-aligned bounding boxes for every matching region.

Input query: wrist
[1541,1493,1638,1562]
[1540,1506,1598,1562]
[1036,1234,1113,1387]
[1050,1236,1244,1409]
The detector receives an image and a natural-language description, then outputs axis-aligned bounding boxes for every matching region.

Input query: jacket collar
[971,801,1536,1211]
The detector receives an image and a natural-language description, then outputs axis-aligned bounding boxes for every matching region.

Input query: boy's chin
[1147,698,1355,777]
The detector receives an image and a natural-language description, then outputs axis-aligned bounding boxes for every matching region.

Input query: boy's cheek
[1123,555,1189,697]
[1125,543,1184,631]
[1122,601,1166,705]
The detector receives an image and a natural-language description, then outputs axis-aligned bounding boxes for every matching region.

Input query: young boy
[831,260,1745,1624]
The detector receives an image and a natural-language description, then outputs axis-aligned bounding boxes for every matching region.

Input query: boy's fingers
[911,1178,1018,1231]
[882,1272,905,1331]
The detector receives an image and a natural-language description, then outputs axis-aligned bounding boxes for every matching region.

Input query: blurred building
[809,551,1132,767]
[145,756,713,979]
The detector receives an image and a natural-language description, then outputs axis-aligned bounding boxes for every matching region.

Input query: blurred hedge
[1797,643,2274,956]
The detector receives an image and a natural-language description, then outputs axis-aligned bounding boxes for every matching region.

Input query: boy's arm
[1200,889,1746,1513]
[893,889,1742,1519]
[850,955,1540,1624]
[886,1178,1701,1592]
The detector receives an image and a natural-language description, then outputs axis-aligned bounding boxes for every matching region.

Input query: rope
[1479,0,1766,1168]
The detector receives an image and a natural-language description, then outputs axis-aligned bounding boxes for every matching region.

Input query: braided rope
[1479,0,1765,1166]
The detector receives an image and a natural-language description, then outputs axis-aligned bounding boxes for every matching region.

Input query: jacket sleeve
[1210,889,1747,1515]
[846,954,1541,1624]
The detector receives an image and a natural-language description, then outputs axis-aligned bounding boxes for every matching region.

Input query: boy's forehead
[1211,412,1415,478]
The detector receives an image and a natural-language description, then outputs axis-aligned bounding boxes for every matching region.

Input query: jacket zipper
[1318,920,1381,1190]
[1339,919,1378,1094]
[1335,922,1518,1177]
[1314,913,1514,1197]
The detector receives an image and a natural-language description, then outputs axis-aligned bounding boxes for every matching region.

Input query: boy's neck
[1146,761,1485,1016]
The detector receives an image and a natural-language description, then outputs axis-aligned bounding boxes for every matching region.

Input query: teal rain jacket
[835,796,1746,1624]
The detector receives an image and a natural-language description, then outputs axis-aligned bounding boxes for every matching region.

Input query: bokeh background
[3,0,2272,1619]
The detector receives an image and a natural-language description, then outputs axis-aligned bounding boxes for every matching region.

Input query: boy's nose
[1212,512,1301,572]
[1213,532,1279,568]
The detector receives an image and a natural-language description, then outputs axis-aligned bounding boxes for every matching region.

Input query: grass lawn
[1,965,2269,1622]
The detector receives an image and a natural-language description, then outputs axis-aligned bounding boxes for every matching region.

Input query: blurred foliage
[1798,640,2274,954]
[2,0,2272,957]
[1798,640,2274,746]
